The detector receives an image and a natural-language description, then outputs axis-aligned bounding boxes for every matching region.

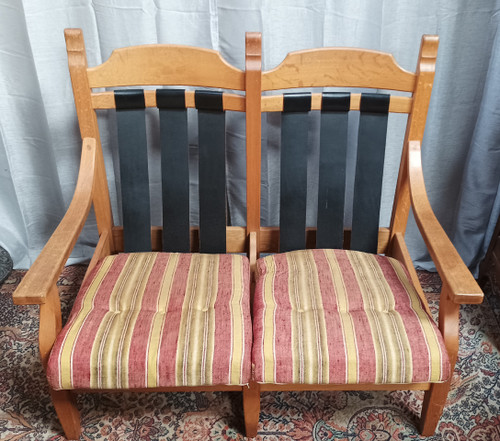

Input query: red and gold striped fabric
[252,249,450,385]
[47,252,251,390]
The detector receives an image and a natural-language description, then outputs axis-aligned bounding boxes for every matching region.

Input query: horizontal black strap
[156,89,186,109]
[360,93,390,113]
[321,92,351,112]
[114,89,146,109]
[283,93,312,112]
[195,90,223,111]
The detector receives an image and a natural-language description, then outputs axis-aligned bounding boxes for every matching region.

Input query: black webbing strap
[351,93,390,253]
[280,93,311,252]
[157,89,190,252]
[316,92,350,249]
[195,90,226,253]
[114,90,151,252]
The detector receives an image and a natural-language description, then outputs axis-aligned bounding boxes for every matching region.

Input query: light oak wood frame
[13,29,257,440]
[243,35,484,438]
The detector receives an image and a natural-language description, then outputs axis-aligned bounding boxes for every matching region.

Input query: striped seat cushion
[47,252,251,390]
[252,249,450,385]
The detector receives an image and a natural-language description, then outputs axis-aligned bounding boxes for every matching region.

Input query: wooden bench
[12,30,482,440]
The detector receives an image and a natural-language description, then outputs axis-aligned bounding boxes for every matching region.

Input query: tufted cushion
[252,249,450,385]
[47,252,251,390]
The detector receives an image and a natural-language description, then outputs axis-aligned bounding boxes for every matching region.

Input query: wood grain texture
[92,90,245,111]
[103,226,388,256]
[245,33,262,244]
[101,226,389,258]
[408,140,483,304]
[93,91,411,113]
[13,138,97,305]
[87,45,244,90]
[259,227,390,254]
[49,389,81,440]
[262,48,415,92]
[39,284,63,368]
[389,35,438,240]
[262,93,412,113]
[111,226,247,253]
[65,29,115,250]
[243,382,261,438]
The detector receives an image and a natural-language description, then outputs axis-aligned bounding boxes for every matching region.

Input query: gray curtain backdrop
[1,0,499,274]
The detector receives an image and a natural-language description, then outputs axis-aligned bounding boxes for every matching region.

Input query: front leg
[420,283,459,435]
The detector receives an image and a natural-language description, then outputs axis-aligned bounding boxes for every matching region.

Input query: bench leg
[420,285,460,436]
[419,379,451,436]
[243,381,260,438]
[50,389,81,440]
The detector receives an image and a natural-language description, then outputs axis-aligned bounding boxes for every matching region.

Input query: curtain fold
[0,0,65,267]
[453,22,500,275]
[1,0,499,273]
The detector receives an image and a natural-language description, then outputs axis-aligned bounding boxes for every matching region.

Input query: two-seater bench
[13,30,482,440]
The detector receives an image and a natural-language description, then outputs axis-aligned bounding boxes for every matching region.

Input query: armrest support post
[438,282,460,369]
[39,284,63,370]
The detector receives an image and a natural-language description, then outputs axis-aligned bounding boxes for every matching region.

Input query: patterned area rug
[1,266,499,440]
[0,246,12,284]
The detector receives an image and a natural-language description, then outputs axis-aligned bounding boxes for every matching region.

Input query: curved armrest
[13,138,97,305]
[408,140,483,304]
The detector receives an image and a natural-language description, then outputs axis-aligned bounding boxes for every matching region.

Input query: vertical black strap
[351,93,390,253]
[157,89,190,252]
[196,90,226,253]
[316,92,350,249]
[280,93,311,252]
[114,90,151,252]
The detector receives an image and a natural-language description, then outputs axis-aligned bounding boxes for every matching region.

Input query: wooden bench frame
[12,30,482,440]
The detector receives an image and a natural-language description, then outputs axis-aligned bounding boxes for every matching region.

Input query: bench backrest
[244,35,438,256]
[66,30,438,259]
[65,29,250,254]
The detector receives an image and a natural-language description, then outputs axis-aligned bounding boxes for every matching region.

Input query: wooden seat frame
[12,30,482,439]
[242,33,483,437]
[13,29,257,440]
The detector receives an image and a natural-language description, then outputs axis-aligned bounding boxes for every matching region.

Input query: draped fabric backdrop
[1,0,499,274]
